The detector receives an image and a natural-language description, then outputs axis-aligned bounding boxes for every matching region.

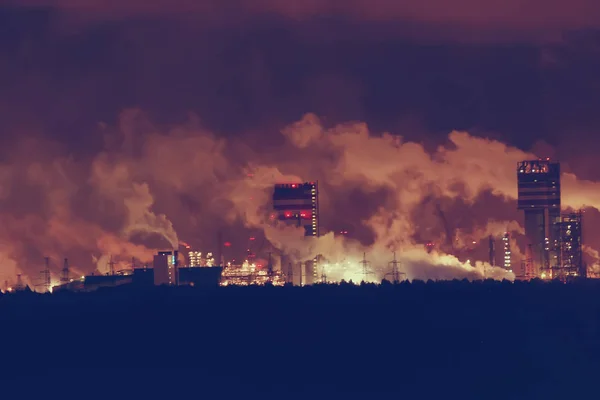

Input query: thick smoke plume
[3,110,600,287]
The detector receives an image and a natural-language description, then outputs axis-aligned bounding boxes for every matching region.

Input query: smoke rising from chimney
[2,110,600,285]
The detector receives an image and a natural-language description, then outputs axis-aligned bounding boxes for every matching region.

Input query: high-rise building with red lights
[517,159,561,278]
[273,182,319,284]
[273,182,319,237]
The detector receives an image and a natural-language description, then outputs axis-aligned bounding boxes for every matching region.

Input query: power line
[359,252,373,282]
[385,252,406,283]
[40,257,51,293]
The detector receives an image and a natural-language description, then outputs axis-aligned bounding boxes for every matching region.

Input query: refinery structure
[517,159,585,280]
[273,182,320,285]
[0,167,593,294]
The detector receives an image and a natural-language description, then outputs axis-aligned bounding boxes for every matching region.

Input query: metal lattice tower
[385,252,406,283]
[359,252,373,282]
[524,244,535,279]
[61,258,70,284]
[320,264,328,283]
[107,256,115,276]
[40,257,51,293]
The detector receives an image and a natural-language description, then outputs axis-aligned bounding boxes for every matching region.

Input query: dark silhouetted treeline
[1,279,600,398]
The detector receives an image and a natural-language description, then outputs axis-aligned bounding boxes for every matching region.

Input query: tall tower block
[273,182,319,237]
[559,212,584,278]
[502,232,512,273]
[273,182,320,284]
[517,159,561,278]
[154,250,179,286]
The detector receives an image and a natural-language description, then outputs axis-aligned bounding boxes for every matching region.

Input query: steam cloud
[3,110,600,287]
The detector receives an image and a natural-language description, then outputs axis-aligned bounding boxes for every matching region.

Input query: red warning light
[249,237,255,241]
[284,212,292,218]
[291,184,297,188]
[224,242,232,247]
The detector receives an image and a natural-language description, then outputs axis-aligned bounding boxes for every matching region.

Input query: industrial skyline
[2,155,597,294]
[517,159,561,277]
[273,182,320,285]
[6,163,592,295]
[4,2,600,395]
[4,3,600,289]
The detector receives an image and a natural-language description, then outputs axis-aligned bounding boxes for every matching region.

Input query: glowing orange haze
[2,110,600,286]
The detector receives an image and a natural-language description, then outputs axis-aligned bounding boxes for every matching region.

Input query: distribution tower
[273,182,319,284]
[517,159,561,278]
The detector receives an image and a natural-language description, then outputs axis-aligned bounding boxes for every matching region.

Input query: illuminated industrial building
[273,182,320,284]
[273,182,319,236]
[188,251,202,267]
[154,251,179,286]
[220,261,285,287]
[517,159,561,278]
[502,232,512,272]
[558,212,584,279]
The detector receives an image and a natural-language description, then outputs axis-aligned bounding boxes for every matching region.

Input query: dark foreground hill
[1,279,599,398]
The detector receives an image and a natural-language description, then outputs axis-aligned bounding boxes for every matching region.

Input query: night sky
[2,1,600,285]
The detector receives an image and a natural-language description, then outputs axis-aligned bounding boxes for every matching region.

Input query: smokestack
[488,235,496,267]
[217,231,224,267]
[62,258,70,283]
[267,252,273,276]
